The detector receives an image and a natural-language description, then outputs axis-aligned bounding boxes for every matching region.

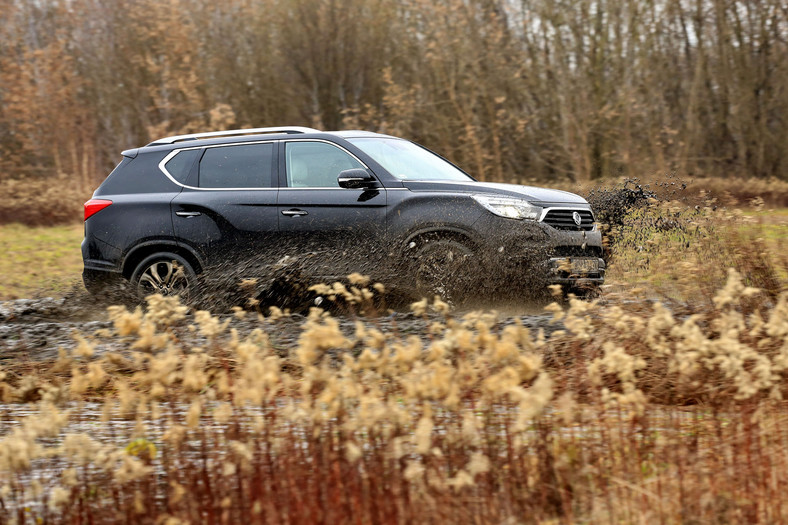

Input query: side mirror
[338,169,377,189]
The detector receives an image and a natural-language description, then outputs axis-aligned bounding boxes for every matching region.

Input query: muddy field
[1,190,787,523]
[0,288,561,363]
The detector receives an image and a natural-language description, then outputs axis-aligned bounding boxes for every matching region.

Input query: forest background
[1,0,787,225]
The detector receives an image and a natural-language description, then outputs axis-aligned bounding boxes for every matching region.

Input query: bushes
[0,176,86,226]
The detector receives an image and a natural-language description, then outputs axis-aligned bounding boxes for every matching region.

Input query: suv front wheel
[411,238,480,304]
[130,252,196,301]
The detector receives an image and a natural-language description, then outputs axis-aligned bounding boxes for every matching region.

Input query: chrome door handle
[175,211,201,217]
[281,209,308,216]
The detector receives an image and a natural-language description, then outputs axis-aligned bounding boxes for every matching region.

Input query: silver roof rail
[147,126,321,146]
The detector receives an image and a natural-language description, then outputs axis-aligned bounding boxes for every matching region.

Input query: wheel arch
[122,241,204,279]
[402,227,482,254]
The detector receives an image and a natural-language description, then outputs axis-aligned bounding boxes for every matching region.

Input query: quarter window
[285,142,363,188]
[198,143,274,188]
[164,149,200,183]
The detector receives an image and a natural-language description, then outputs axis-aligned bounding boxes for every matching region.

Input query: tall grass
[604,197,787,304]
[0,203,787,523]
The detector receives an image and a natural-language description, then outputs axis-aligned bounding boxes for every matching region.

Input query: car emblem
[572,211,582,226]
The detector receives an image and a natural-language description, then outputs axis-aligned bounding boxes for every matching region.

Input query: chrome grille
[541,209,594,231]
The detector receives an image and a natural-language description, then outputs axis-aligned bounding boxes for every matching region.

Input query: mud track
[0,289,562,363]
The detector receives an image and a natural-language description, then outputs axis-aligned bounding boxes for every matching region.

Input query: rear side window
[198,143,274,188]
[164,149,200,183]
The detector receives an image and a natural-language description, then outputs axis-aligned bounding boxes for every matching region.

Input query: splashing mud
[182,236,556,314]
[586,179,659,229]
[586,177,691,260]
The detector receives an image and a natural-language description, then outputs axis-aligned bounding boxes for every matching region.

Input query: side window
[198,143,274,188]
[286,141,363,188]
[164,149,200,183]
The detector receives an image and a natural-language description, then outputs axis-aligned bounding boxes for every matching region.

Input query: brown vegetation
[1,0,787,226]
[0,203,787,523]
[0,176,86,226]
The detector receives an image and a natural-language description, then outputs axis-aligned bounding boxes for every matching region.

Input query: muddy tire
[130,253,196,301]
[410,238,480,304]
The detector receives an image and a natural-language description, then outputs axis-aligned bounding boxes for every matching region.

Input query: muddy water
[0,296,111,361]
[0,291,561,362]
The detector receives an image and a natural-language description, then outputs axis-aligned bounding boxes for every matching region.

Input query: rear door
[169,141,280,268]
[276,140,388,277]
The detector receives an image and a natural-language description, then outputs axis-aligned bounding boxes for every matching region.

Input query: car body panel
[275,139,390,276]
[171,188,280,264]
[384,190,484,248]
[83,192,180,273]
[402,180,589,206]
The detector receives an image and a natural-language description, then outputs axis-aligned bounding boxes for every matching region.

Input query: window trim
[158,140,278,191]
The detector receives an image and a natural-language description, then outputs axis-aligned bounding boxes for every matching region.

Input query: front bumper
[471,214,606,289]
[548,257,606,286]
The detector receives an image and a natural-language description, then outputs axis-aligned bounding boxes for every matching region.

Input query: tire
[410,238,479,304]
[130,252,196,301]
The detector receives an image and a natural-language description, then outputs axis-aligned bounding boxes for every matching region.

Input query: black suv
[82,127,604,301]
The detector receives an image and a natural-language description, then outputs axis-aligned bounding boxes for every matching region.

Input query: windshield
[348,138,474,181]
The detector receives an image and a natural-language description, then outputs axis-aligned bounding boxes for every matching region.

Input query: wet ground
[0,295,110,361]
[0,289,560,362]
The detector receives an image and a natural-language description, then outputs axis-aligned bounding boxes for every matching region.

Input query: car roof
[121,127,401,158]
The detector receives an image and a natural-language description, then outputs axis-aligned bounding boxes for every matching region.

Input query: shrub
[0,176,86,225]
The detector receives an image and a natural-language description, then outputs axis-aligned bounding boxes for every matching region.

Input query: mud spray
[187,178,682,315]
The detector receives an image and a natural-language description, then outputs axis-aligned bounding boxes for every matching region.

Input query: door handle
[175,211,201,217]
[281,209,308,217]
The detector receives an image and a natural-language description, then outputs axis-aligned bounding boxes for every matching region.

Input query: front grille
[541,209,594,231]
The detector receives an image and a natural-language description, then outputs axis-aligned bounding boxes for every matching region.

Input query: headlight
[472,194,542,220]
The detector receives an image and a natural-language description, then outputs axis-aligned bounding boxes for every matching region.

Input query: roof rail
[147,126,321,146]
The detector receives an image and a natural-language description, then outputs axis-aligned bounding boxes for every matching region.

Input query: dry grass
[604,201,788,304]
[0,200,787,523]
[0,223,84,299]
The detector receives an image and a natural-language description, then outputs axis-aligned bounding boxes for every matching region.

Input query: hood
[401,180,589,206]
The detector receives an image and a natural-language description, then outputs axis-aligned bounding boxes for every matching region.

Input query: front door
[276,140,387,279]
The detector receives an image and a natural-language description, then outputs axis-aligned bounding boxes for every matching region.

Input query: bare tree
[0,0,786,190]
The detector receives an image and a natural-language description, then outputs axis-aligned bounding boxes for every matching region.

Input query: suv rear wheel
[130,253,196,300]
